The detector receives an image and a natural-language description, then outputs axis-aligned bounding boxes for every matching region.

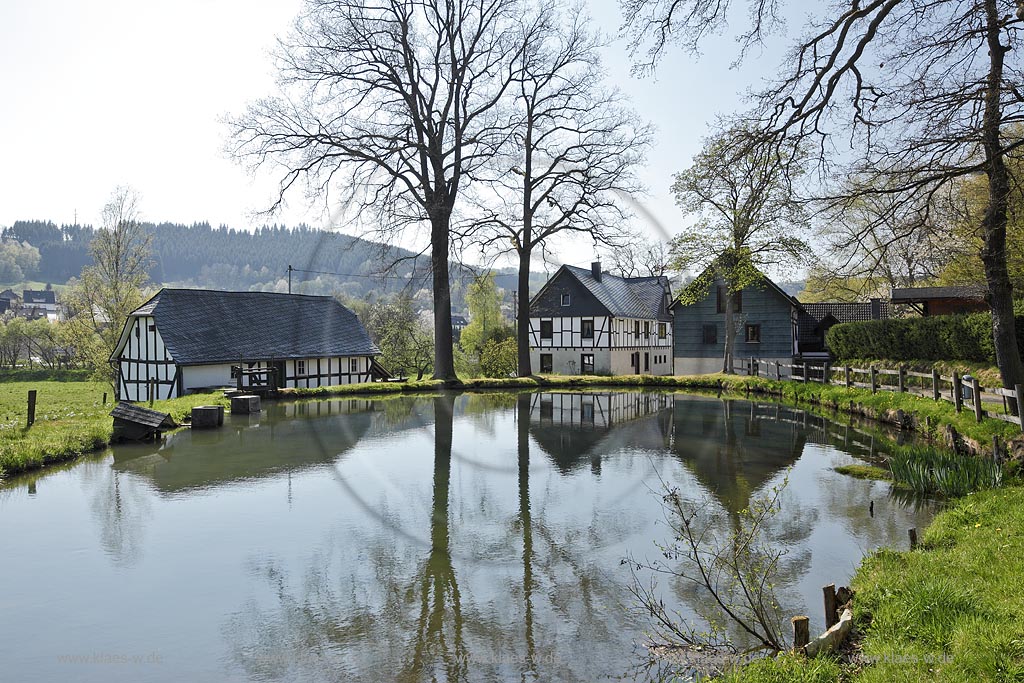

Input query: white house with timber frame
[528,262,674,376]
[110,289,386,401]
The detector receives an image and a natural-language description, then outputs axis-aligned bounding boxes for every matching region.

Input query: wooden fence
[732,357,1024,431]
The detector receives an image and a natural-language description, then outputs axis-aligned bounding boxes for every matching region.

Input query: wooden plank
[875,368,900,376]
[989,386,1018,398]
[990,412,1023,426]
[906,370,933,379]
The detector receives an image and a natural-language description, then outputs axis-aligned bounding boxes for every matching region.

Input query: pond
[0,391,936,682]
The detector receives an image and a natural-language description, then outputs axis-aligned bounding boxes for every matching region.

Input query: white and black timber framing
[116,315,179,402]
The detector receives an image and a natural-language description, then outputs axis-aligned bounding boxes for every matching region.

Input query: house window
[644,353,650,371]
[540,320,553,339]
[349,357,359,373]
[148,324,156,332]
[581,319,594,339]
[581,353,594,374]
[540,398,553,420]
[582,401,595,423]
[658,323,667,339]
[716,287,742,313]
[540,353,553,373]
[560,293,571,306]
[643,321,650,338]
[296,359,306,376]
[745,324,761,343]
[634,321,640,338]
[702,324,718,345]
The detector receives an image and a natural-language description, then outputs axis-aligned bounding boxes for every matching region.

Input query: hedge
[825,312,1024,363]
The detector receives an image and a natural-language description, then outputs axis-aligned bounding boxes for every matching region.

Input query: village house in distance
[110,289,385,401]
[528,262,674,375]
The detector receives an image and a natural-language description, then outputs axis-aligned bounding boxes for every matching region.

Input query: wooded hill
[2,220,540,311]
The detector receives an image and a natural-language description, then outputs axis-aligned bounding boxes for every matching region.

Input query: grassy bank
[721,485,1024,682]
[0,381,228,478]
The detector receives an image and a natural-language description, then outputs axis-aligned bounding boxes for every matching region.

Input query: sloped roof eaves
[891,285,987,302]
[125,289,379,365]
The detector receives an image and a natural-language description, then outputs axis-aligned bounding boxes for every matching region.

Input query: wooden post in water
[870,366,878,394]
[27,389,37,427]
[909,528,918,550]
[845,366,852,388]
[932,367,941,401]
[972,377,983,422]
[792,616,810,652]
[898,366,906,393]
[823,584,839,630]
[953,373,963,412]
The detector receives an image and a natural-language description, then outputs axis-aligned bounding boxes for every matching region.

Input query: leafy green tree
[65,188,152,384]
[360,295,434,380]
[459,274,512,356]
[0,239,41,282]
[0,317,27,368]
[669,125,808,373]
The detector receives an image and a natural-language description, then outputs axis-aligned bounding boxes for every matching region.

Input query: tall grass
[888,446,1002,497]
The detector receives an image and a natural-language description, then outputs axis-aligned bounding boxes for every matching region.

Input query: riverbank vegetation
[0,381,228,478]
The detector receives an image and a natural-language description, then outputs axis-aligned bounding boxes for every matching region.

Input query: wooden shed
[110,402,177,442]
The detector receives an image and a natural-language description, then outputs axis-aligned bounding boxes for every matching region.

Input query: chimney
[591,261,602,281]
[870,297,882,320]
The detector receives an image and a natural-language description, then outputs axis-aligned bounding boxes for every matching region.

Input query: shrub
[825,312,1024,363]
[479,338,517,378]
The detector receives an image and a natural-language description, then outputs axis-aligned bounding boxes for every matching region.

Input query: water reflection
[0,391,939,683]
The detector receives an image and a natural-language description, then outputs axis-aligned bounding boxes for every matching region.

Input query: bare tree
[622,0,1024,393]
[669,125,809,374]
[601,235,671,278]
[468,1,652,376]
[229,0,526,380]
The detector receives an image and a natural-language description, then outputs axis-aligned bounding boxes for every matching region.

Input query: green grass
[0,381,228,478]
[834,464,892,481]
[849,486,1024,682]
[889,446,1003,497]
[718,653,843,682]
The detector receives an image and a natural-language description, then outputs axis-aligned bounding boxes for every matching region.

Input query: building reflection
[110,399,377,493]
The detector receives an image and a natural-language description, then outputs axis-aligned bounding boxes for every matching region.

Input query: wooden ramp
[110,402,177,442]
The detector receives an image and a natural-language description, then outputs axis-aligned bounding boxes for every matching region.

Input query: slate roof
[562,265,672,321]
[800,301,891,325]
[115,289,379,365]
[23,290,56,304]
[110,402,176,429]
[891,285,986,302]
[0,288,19,300]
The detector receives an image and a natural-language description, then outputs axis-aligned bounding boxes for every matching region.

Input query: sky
[0,0,799,273]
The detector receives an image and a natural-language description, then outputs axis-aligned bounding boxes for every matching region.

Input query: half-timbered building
[111,289,384,401]
[528,262,674,375]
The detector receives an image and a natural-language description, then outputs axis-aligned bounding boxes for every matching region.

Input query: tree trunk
[430,213,457,381]
[517,246,533,376]
[982,0,1024,407]
[722,289,735,374]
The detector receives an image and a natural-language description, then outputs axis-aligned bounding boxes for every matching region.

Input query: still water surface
[0,391,935,682]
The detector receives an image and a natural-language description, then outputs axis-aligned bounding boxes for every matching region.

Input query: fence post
[823,583,839,629]
[149,380,155,407]
[102,392,107,406]
[749,356,755,377]
[845,366,852,388]
[932,367,941,401]
[27,389,37,427]
[1016,384,1024,432]
[909,528,918,550]
[953,373,963,413]
[870,366,878,394]
[792,616,810,652]
[823,361,831,385]
[898,365,906,393]
[803,362,809,384]
[775,361,781,381]
[972,377,983,423]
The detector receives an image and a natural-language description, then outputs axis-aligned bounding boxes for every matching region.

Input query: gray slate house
[671,274,800,375]
[22,289,60,320]
[111,289,383,401]
[529,263,674,375]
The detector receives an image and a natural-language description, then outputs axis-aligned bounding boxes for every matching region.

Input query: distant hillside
[2,220,543,313]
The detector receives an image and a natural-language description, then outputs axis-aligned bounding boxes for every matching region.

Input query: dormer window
[560,293,571,306]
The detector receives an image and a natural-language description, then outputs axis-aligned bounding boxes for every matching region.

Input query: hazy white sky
[0,0,795,270]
